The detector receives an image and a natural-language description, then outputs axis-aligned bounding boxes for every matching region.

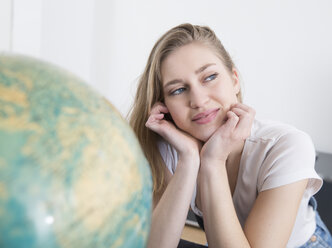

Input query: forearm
[147,156,199,248]
[199,163,250,248]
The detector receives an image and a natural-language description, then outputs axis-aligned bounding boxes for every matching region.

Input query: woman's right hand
[145,102,201,160]
[146,103,201,248]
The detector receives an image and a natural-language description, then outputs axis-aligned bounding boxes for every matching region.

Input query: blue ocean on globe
[0,54,152,248]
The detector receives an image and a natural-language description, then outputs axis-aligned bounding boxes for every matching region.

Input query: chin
[193,130,214,143]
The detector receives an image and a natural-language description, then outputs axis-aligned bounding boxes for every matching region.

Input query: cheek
[168,111,185,128]
[165,100,185,125]
[215,86,238,105]
[167,107,191,132]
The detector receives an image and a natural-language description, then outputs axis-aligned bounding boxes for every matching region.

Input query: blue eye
[205,73,218,82]
[171,87,185,95]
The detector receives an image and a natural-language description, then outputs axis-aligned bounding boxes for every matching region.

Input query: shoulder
[250,119,313,144]
[246,120,321,192]
[248,119,315,157]
[248,119,316,164]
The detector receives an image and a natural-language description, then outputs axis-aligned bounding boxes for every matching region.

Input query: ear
[231,68,240,95]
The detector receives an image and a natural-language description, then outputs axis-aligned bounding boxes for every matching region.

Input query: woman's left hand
[200,103,255,164]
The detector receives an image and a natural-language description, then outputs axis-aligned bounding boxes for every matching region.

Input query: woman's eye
[205,73,218,82]
[171,87,185,95]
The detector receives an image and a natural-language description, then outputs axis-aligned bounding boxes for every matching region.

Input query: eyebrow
[195,63,216,74]
[163,63,216,89]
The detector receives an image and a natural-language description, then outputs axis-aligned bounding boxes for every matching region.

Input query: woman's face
[161,43,240,142]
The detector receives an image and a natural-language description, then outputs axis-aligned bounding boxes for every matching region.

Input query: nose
[189,86,209,109]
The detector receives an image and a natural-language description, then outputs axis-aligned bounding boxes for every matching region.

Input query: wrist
[177,151,200,171]
[200,149,228,165]
[178,147,199,162]
[200,156,226,165]
[199,158,227,178]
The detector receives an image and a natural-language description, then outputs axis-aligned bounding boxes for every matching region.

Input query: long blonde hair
[129,23,242,193]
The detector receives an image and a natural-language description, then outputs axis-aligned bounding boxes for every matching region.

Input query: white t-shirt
[158,119,322,248]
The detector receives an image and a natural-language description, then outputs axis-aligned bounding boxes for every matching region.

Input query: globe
[0,54,152,248]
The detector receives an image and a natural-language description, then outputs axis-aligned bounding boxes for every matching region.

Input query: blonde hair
[129,23,242,193]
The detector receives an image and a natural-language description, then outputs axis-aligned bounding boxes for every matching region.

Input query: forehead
[161,43,224,84]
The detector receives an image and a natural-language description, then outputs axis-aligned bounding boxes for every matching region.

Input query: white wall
[0,0,12,51]
[9,0,95,85]
[105,0,332,154]
[1,0,332,153]
[11,0,42,57]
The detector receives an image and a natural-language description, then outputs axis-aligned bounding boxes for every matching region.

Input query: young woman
[129,23,332,248]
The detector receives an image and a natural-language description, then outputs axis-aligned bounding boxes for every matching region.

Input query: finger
[231,106,255,120]
[230,107,247,118]
[146,113,164,126]
[231,102,249,110]
[222,111,239,133]
[231,103,254,114]
[231,104,255,123]
[152,113,165,121]
[150,102,169,115]
[231,108,254,138]
[231,107,253,119]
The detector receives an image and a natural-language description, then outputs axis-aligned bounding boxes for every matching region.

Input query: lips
[192,108,220,124]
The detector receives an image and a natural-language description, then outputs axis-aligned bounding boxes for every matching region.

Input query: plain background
[1,0,331,153]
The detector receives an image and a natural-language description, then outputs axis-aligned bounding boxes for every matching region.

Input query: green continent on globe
[0,54,152,248]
